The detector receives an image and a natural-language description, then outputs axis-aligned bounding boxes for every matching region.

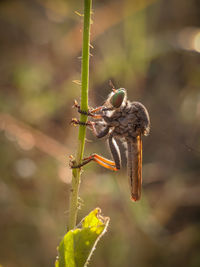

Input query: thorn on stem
[72,99,79,109]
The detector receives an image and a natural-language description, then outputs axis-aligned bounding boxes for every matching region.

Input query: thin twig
[68,0,92,230]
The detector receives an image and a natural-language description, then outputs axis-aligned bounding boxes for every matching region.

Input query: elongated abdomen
[127,135,142,201]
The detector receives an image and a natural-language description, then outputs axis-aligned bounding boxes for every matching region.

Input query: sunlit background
[0,0,200,266]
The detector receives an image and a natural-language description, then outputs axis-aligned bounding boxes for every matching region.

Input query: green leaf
[55,208,110,267]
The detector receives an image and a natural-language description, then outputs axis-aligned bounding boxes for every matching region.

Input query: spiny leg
[73,100,105,119]
[70,135,121,172]
[70,153,118,171]
[71,118,91,127]
[71,118,109,139]
[70,111,117,171]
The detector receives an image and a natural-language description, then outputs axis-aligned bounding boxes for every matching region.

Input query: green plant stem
[68,0,92,230]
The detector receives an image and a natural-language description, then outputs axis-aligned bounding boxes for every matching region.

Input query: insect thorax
[103,101,150,139]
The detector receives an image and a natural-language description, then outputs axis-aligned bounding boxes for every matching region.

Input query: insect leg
[71,118,91,127]
[71,118,109,137]
[70,119,117,170]
[108,135,121,170]
[73,100,105,118]
[93,125,110,138]
[70,153,118,171]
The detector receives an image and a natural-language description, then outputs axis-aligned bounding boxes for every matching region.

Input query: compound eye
[110,88,126,108]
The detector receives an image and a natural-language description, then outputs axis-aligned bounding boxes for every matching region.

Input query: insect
[71,88,150,201]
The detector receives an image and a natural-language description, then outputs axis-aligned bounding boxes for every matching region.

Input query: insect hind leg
[70,153,118,171]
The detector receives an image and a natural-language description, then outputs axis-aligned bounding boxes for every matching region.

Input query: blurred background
[0,0,200,266]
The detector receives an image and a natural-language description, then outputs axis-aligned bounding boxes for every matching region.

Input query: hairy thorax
[103,101,150,139]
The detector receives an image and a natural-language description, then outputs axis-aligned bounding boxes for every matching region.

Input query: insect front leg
[72,100,105,119]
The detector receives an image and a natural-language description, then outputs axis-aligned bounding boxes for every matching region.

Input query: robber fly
[71,88,150,201]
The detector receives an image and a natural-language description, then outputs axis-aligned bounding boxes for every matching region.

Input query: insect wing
[127,135,142,201]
